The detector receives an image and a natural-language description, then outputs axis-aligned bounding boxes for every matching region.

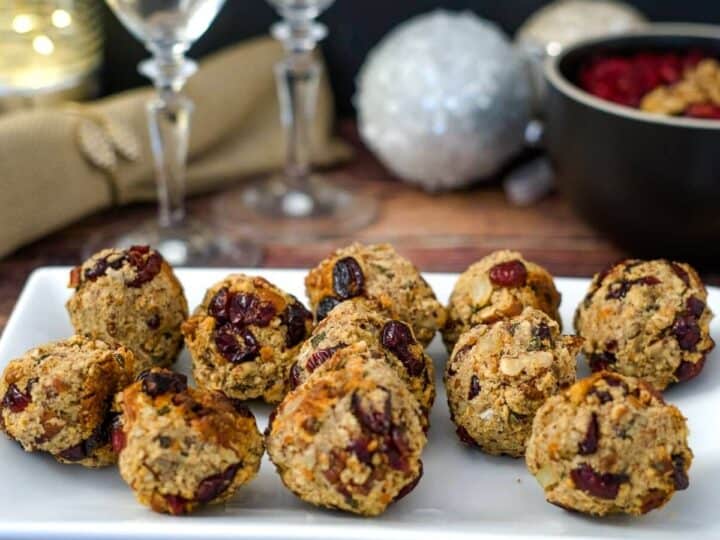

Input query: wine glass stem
[276,54,320,188]
[142,53,196,229]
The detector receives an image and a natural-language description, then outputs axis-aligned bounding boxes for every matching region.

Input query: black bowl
[544,24,720,261]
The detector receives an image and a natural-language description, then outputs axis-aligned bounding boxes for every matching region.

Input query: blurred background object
[0,0,102,113]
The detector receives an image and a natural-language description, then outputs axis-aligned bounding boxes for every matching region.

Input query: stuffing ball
[182,274,313,404]
[443,250,561,352]
[266,343,426,516]
[575,259,714,390]
[290,299,435,420]
[305,243,446,347]
[0,335,135,467]
[445,308,580,457]
[114,369,264,515]
[526,371,692,516]
[66,245,188,375]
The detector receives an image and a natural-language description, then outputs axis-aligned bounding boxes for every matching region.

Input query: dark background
[101,1,720,117]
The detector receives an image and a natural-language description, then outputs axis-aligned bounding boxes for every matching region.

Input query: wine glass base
[83,220,263,267]
[217,174,378,242]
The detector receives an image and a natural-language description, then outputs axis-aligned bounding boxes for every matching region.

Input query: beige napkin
[0,36,351,259]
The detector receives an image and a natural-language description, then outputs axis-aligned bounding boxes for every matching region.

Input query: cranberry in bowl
[544,24,720,261]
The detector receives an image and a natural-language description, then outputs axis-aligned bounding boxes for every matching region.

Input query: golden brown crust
[305,243,446,347]
[443,250,561,352]
[0,335,135,467]
[526,372,692,516]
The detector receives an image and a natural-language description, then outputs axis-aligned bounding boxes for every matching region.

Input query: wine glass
[95,0,262,266]
[218,0,377,242]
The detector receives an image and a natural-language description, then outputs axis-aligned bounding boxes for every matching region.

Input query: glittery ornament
[517,0,647,107]
[356,10,533,191]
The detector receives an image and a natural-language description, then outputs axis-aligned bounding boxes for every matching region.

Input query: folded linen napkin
[0,36,350,259]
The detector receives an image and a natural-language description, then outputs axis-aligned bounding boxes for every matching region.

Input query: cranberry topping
[381,321,424,377]
[165,494,187,515]
[468,375,481,400]
[213,324,260,364]
[283,300,312,348]
[111,425,126,453]
[146,314,161,330]
[578,413,599,455]
[672,314,701,351]
[347,436,373,465]
[306,347,340,373]
[534,322,552,342]
[570,464,627,499]
[455,425,479,448]
[588,352,617,372]
[332,257,365,300]
[489,260,527,287]
[208,288,231,321]
[227,293,276,328]
[606,276,661,300]
[2,384,31,413]
[58,412,115,462]
[675,357,706,383]
[316,296,341,321]
[672,454,689,490]
[196,463,241,503]
[686,296,705,318]
[126,249,163,288]
[139,370,188,397]
[670,263,691,286]
[288,362,302,390]
[351,390,391,435]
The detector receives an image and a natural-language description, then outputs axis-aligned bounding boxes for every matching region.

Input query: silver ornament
[516,0,647,107]
[356,10,533,191]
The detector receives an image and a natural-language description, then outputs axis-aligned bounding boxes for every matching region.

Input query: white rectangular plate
[0,268,718,540]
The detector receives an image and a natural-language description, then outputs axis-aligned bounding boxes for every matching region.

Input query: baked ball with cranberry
[182,274,313,404]
[66,246,188,375]
[114,369,263,515]
[290,299,435,419]
[575,259,714,390]
[443,250,561,352]
[266,343,426,516]
[526,371,692,516]
[0,335,135,467]
[445,308,580,457]
[305,243,445,347]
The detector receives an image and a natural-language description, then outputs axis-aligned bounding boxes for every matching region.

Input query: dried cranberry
[126,250,163,288]
[196,463,240,503]
[351,391,391,434]
[606,339,618,352]
[381,321,424,377]
[111,424,126,453]
[130,245,150,255]
[146,314,161,329]
[2,384,31,413]
[58,412,113,462]
[84,258,108,281]
[208,288,231,321]
[489,260,527,287]
[306,347,339,373]
[347,436,373,465]
[641,490,668,514]
[686,297,705,318]
[58,443,87,462]
[394,461,423,502]
[672,454,689,490]
[288,362,302,390]
[332,257,365,299]
[588,352,617,372]
[390,426,411,456]
[672,314,701,351]
[283,300,312,348]
[570,464,627,499]
[213,324,260,364]
[455,425,479,448]
[606,276,660,300]
[589,389,613,404]
[675,357,706,383]
[139,370,187,397]
[316,296,341,321]
[165,494,187,515]
[468,375,481,400]
[671,263,690,286]
[227,293,275,328]
[534,323,552,342]
[578,413,599,455]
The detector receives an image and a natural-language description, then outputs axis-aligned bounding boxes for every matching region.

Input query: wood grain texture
[1,122,716,336]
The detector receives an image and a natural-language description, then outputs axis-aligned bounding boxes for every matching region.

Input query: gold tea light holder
[0,1,103,113]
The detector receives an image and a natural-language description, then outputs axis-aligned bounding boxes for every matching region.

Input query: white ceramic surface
[0,268,718,540]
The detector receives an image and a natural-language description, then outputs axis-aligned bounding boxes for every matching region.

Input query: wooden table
[0,123,693,335]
